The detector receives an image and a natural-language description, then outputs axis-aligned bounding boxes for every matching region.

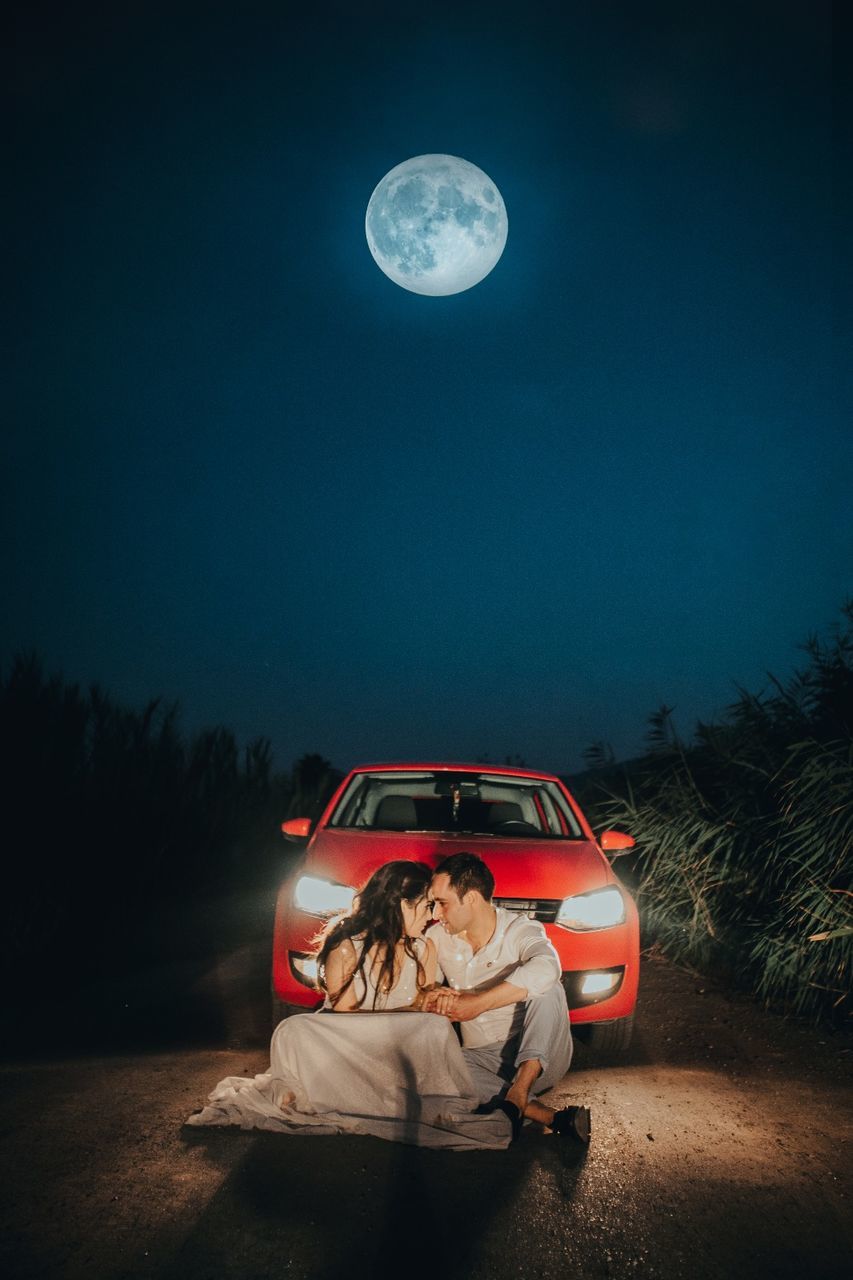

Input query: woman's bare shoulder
[330,936,358,963]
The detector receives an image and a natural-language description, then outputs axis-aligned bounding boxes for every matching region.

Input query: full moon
[365,154,508,296]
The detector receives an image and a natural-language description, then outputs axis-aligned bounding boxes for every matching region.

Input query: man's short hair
[433,852,495,902]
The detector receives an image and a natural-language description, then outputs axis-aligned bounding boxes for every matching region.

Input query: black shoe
[551,1105,591,1145]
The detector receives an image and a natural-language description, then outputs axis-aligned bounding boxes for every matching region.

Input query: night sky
[4,1,847,774]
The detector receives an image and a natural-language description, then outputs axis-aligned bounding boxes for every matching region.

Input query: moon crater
[365,155,508,296]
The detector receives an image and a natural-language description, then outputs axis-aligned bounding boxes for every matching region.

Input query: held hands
[420,988,487,1021]
[447,992,489,1021]
[421,988,458,1016]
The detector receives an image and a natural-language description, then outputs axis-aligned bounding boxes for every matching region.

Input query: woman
[186,861,509,1149]
[315,860,438,1013]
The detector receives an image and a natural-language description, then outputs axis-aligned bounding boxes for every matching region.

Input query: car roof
[348,761,563,784]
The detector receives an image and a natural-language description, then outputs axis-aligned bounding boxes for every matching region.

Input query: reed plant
[0,655,341,995]
[579,604,853,1024]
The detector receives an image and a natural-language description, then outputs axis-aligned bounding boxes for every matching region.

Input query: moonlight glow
[365,154,508,296]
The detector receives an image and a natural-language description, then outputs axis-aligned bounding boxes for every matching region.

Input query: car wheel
[582,1014,635,1055]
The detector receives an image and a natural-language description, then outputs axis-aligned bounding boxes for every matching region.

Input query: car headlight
[293,875,356,917]
[556,886,625,931]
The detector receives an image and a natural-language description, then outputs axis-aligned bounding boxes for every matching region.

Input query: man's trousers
[461,981,573,1106]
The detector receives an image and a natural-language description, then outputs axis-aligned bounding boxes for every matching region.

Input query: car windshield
[328,771,583,839]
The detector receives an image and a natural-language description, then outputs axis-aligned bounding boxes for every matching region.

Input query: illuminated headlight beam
[556,886,625,930]
[293,875,356,917]
[581,971,621,995]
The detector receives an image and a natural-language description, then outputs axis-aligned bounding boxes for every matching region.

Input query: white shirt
[429,907,562,1049]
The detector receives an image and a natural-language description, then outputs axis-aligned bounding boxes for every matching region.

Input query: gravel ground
[2,935,851,1280]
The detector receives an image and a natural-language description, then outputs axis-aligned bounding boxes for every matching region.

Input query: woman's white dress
[186,937,510,1150]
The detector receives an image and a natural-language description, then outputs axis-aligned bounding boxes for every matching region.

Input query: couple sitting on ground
[188,852,590,1151]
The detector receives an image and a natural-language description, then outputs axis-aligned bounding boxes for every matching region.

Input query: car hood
[299,828,611,897]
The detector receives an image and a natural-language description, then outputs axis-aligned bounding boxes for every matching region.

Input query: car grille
[494,898,562,923]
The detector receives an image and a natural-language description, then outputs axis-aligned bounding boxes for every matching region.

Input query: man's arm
[422,920,561,1018]
[510,925,561,996]
[422,979,529,1021]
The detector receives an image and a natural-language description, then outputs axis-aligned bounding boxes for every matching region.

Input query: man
[423,850,590,1143]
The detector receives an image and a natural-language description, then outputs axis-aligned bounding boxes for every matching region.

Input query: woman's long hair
[315,861,432,1009]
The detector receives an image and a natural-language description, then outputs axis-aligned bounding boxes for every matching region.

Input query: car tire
[581,1014,635,1055]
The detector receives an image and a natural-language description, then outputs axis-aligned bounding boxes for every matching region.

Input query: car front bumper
[273,899,639,1024]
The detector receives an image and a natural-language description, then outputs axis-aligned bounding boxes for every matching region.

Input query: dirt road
[2,942,851,1280]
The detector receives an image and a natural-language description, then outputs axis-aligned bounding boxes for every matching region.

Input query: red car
[272,763,639,1052]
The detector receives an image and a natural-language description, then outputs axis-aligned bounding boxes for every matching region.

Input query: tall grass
[0,655,341,997]
[578,604,853,1024]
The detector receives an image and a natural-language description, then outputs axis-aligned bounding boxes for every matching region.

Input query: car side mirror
[600,829,635,857]
[281,817,312,841]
